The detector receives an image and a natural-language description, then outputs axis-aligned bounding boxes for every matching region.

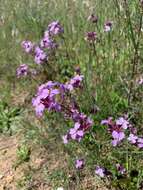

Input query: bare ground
[0,134,110,190]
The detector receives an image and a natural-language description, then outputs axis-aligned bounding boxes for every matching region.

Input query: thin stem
[61,35,71,61]
[123,0,142,105]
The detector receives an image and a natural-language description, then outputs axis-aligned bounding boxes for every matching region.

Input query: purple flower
[62,134,69,144]
[101,117,113,125]
[40,36,58,49]
[32,80,61,117]
[16,64,29,78]
[70,75,84,87]
[75,159,84,169]
[38,81,57,93]
[44,30,50,38]
[65,75,84,91]
[32,96,45,117]
[138,77,143,85]
[62,112,93,143]
[35,103,45,117]
[69,122,84,141]
[116,164,126,174]
[101,116,133,146]
[137,138,143,148]
[128,134,138,144]
[85,32,97,42]
[116,117,129,129]
[95,166,105,178]
[112,131,125,147]
[88,14,98,23]
[21,40,34,53]
[32,75,93,145]
[81,116,93,131]
[48,21,64,36]
[104,21,113,32]
[34,46,47,64]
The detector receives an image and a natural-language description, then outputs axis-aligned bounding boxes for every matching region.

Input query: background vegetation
[0,0,143,189]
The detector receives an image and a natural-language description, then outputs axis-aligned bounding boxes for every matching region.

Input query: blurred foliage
[0,101,21,134]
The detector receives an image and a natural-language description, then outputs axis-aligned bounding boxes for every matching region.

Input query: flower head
[21,40,34,53]
[34,46,47,64]
[64,114,93,143]
[138,77,143,85]
[69,122,84,141]
[48,21,64,36]
[85,32,97,42]
[62,134,69,144]
[101,117,113,126]
[95,166,105,178]
[104,21,113,32]
[32,81,61,117]
[137,138,143,148]
[112,131,125,147]
[88,14,98,23]
[64,75,84,91]
[40,36,58,49]
[16,64,29,78]
[116,164,126,174]
[116,117,129,129]
[75,159,84,169]
[32,74,92,145]
[128,133,138,144]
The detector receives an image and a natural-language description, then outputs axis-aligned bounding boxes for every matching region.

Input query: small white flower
[57,187,64,190]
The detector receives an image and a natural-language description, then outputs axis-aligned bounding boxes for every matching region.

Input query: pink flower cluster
[22,39,46,65]
[16,64,37,78]
[128,134,143,148]
[32,81,60,117]
[64,75,84,91]
[40,21,62,50]
[34,46,47,64]
[95,163,126,178]
[86,14,113,42]
[101,116,130,146]
[40,35,58,50]
[88,14,113,32]
[62,111,93,143]
[20,21,63,65]
[101,116,143,149]
[32,74,93,143]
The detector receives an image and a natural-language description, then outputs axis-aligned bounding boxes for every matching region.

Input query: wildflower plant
[32,74,93,144]
[17,21,71,82]
[15,0,143,189]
